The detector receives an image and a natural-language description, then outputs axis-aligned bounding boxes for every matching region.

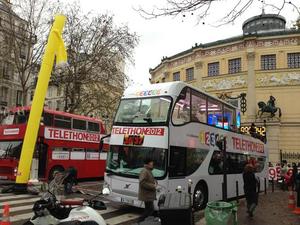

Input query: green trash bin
[204,201,236,225]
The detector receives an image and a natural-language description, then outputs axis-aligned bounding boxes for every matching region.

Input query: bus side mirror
[216,139,224,151]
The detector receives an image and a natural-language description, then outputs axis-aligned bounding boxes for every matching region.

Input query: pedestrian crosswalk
[0,193,142,225]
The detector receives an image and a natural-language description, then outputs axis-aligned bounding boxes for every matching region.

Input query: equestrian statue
[257,95,282,118]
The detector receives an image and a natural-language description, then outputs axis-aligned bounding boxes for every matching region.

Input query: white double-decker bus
[104,81,267,210]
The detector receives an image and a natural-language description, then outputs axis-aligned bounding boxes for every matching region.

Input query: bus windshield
[114,97,172,124]
[106,145,167,178]
[0,141,22,159]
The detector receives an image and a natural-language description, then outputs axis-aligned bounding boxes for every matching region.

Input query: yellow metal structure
[16,15,67,185]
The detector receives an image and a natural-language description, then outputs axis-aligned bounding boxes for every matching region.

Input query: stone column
[246,49,256,121]
[195,61,203,88]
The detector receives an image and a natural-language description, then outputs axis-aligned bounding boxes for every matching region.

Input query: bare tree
[0,0,60,106]
[136,0,300,25]
[53,2,138,122]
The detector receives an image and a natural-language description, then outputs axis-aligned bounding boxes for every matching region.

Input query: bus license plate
[121,198,133,204]
[0,176,8,179]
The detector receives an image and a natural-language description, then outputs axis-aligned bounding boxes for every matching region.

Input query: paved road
[0,181,144,225]
[0,180,205,225]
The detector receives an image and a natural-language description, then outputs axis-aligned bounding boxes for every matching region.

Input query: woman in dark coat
[243,164,258,217]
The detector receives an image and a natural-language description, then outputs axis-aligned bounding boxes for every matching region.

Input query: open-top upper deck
[122,81,238,110]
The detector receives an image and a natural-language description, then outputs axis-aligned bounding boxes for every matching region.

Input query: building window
[173,72,180,81]
[228,58,241,74]
[48,101,52,109]
[20,45,27,59]
[287,53,300,68]
[0,86,8,103]
[0,62,14,79]
[48,87,53,97]
[261,54,276,70]
[16,90,23,106]
[208,62,219,76]
[30,91,34,101]
[186,67,194,81]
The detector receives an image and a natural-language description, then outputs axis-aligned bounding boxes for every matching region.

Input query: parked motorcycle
[23,171,107,225]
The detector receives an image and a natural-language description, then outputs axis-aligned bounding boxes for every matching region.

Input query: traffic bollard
[235,181,239,203]
[264,178,267,195]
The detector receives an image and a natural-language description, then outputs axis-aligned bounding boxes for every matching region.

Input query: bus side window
[207,98,223,128]
[172,88,191,125]
[43,113,53,126]
[169,146,186,177]
[223,106,234,130]
[191,90,207,123]
[73,119,87,130]
[208,151,223,174]
[54,115,71,129]
[186,148,209,175]
[88,122,100,132]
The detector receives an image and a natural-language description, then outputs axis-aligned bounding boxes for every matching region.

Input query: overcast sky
[75,0,300,86]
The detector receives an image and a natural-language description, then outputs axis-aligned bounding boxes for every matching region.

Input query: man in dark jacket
[138,158,157,222]
[243,164,258,218]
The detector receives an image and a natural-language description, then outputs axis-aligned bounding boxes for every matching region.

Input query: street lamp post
[217,137,228,201]
[102,115,109,134]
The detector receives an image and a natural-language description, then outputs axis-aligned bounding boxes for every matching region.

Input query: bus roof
[123,81,238,110]
[7,106,103,123]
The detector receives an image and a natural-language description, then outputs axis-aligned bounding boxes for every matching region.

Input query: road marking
[97,206,119,215]
[105,213,140,225]
[11,212,34,222]
[0,204,33,213]
[3,197,40,206]
[0,194,38,201]
[77,181,103,187]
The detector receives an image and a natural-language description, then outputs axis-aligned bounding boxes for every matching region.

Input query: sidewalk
[196,190,300,225]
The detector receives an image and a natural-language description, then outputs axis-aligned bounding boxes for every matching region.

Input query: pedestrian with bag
[138,158,157,223]
[243,164,258,218]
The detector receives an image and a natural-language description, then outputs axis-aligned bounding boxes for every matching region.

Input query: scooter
[23,171,107,225]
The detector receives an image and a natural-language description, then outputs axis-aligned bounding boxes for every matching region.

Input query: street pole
[222,137,228,201]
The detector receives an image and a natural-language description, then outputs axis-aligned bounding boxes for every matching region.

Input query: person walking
[292,163,298,191]
[243,164,258,218]
[138,158,157,223]
[64,167,78,194]
[281,162,288,191]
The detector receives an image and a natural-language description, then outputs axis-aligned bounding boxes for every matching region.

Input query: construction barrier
[293,185,300,214]
[288,187,295,209]
[0,203,11,225]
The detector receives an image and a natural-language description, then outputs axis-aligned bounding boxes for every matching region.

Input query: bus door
[38,142,48,179]
[168,146,188,193]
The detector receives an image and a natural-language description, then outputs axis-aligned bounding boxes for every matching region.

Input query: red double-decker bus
[0,106,108,181]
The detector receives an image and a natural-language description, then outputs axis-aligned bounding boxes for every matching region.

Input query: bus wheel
[48,166,64,181]
[193,183,208,211]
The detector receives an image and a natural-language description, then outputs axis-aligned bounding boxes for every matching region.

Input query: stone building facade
[149,13,300,163]
[0,0,33,117]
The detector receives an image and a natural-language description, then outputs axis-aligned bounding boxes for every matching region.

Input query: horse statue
[257,95,282,118]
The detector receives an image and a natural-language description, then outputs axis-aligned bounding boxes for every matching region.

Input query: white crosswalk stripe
[106,213,140,225]
[0,193,141,225]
